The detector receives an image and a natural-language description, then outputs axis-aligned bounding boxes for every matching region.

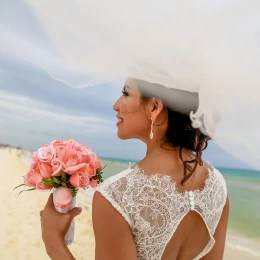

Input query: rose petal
[51,165,62,176]
[53,187,73,209]
[64,163,87,175]
[70,172,80,190]
[36,180,52,192]
[24,168,42,187]
[37,145,55,163]
[51,158,65,176]
[87,163,96,178]
[39,162,53,178]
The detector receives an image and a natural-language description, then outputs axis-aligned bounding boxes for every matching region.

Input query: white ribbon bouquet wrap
[53,188,77,246]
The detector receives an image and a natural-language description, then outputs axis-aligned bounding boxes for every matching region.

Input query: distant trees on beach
[0,143,32,157]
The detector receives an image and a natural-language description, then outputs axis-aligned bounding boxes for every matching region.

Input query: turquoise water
[99,158,260,255]
[218,168,260,239]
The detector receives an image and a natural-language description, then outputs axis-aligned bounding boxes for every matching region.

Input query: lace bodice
[94,163,227,260]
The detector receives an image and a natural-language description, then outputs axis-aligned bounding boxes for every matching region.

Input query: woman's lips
[116,116,123,125]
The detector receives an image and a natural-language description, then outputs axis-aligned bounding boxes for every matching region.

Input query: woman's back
[95,161,228,260]
[93,79,229,259]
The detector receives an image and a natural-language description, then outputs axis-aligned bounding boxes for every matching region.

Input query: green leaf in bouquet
[61,171,67,182]
[97,164,107,174]
[52,176,61,184]
[70,188,77,197]
[98,177,104,184]
[19,188,36,194]
[66,181,74,190]
[13,183,26,191]
[42,178,53,186]
[53,182,61,188]
[95,170,104,183]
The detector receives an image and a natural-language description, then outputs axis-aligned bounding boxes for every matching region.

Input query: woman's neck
[142,141,195,173]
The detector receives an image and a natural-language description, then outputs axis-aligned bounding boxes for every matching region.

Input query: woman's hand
[40,193,82,259]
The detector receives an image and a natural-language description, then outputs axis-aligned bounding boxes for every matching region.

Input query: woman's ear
[150,98,164,121]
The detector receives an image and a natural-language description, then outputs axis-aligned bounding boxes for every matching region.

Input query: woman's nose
[113,97,120,112]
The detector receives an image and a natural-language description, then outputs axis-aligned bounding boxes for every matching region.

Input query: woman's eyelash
[122,90,128,96]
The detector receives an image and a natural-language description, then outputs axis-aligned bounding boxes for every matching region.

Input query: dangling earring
[150,117,154,139]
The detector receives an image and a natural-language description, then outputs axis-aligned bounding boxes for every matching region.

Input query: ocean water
[100,158,260,256]
[22,152,260,256]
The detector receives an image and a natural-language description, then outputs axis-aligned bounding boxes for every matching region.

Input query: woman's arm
[92,191,138,260]
[201,196,230,260]
[45,238,76,260]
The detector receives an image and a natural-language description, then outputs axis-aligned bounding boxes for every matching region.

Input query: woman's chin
[117,130,129,140]
[117,134,128,140]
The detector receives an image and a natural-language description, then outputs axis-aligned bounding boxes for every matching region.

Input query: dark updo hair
[164,109,210,185]
[137,77,210,186]
[140,95,210,186]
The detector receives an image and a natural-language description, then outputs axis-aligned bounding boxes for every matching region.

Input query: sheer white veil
[2,0,260,170]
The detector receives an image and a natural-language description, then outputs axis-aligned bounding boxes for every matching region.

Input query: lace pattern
[95,164,227,260]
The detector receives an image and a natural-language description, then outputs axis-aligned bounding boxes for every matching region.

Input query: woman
[40,78,229,260]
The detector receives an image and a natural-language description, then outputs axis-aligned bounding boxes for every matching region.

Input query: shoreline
[225,230,260,258]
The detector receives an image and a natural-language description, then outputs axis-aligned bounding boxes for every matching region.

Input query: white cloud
[0,90,114,149]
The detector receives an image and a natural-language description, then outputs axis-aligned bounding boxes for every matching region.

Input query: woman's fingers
[45,193,54,209]
[68,207,82,218]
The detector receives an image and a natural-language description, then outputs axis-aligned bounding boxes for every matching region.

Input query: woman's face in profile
[113,78,151,141]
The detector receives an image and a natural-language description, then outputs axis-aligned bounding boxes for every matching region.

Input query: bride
[40,78,229,260]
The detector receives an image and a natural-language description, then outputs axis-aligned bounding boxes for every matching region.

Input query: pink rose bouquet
[14,138,104,245]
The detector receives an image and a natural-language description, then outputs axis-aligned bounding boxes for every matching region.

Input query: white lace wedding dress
[94,163,227,260]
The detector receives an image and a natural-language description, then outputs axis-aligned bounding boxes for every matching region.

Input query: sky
[0,0,253,169]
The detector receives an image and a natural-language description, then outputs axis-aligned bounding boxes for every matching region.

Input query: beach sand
[0,148,259,260]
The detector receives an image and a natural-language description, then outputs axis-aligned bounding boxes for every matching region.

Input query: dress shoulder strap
[94,168,133,228]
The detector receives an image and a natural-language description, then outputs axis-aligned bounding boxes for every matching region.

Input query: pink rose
[51,158,65,176]
[82,153,91,164]
[51,140,64,148]
[75,163,95,178]
[70,171,90,190]
[53,187,73,209]
[62,149,82,167]
[24,167,42,187]
[72,141,81,150]
[55,145,67,160]
[30,153,39,169]
[89,179,98,188]
[37,144,55,163]
[70,172,80,190]
[86,163,96,178]
[80,145,92,154]
[36,180,52,191]
[64,163,87,175]
[90,153,102,170]
[38,162,53,178]
[74,143,91,152]
[62,149,87,174]
[79,172,89,189]
[64,139,74,149]
[64,139,81,150]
